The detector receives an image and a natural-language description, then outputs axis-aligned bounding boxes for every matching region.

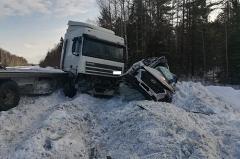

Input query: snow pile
[207,85,240,111]
[97,101,219,158]
[0,82,240,158]
[0,93,101,159]
[173,82,236,115]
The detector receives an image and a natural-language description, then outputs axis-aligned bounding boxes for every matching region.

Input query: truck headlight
[113,71,122,75]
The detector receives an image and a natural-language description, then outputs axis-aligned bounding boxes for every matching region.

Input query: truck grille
[141,71,165,94]
[86,62,122,77]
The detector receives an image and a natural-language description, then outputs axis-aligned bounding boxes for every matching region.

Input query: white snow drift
[0,82,240,159]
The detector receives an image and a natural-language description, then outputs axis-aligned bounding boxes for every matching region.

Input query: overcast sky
[0,0,99,64]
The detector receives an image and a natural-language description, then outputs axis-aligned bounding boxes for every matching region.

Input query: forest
[0,48,28,67]
[41,0,240,84]
[39,38,63,68]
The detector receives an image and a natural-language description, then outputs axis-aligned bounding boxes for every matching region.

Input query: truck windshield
[156,66,174,81]
[82,37,124,62]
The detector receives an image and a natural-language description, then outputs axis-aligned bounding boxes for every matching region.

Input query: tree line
[0,48,28,66]
[39,38,63,68]
[97,0,240,84]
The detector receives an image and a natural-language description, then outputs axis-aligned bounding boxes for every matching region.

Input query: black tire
[63,81,77,98]
[0,81,20,111]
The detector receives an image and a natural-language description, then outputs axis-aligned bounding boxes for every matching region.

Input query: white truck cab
[61,21,125,77]
[60,21,126,95]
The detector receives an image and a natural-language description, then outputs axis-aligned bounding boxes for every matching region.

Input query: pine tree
[229,0,240,83]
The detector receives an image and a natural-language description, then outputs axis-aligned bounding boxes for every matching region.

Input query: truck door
[62,37,82,74]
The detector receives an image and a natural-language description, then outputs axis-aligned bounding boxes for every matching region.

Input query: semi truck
[0,21,177,111]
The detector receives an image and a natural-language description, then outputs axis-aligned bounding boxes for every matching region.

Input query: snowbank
[207,85,240,111]
[0,82,240,158]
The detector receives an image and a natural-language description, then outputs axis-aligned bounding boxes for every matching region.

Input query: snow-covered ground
[0,82,240,159]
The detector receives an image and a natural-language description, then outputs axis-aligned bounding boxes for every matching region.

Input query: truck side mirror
[72,37,82,56]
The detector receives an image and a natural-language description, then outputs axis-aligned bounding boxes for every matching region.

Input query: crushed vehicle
[124,57,177,102]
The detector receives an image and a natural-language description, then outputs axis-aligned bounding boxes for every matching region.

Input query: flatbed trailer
[0,66,68,111]
[0,68,66,78]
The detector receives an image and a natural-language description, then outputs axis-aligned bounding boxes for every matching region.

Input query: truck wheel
[63,81,77,98]
[0,81,20,111]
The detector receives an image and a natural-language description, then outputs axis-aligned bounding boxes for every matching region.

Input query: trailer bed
[0,66,67,78]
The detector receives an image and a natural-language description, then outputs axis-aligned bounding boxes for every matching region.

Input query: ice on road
[0,82,240,159]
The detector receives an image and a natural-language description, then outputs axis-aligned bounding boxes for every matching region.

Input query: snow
[207,85,240,111]
[0,82,240,158]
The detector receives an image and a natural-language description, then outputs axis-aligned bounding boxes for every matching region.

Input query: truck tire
[63,81,77,98]
[0,81,20,111]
